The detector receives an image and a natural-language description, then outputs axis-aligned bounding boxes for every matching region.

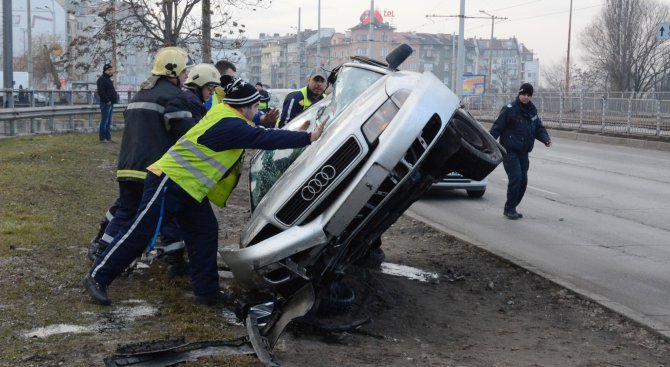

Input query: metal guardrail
[0,104,126,137]
[463,94,670,138]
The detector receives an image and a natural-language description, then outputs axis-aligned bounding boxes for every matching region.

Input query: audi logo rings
[301,165,337,201]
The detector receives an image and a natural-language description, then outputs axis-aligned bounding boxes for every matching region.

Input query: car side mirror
[385,44,413,71]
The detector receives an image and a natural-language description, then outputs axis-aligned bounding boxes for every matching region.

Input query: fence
[0,88,134,137]
[463,94,670,138]
[2,91,670,139]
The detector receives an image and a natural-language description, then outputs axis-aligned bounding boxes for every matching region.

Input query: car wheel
[444,114,504,181]
[316,281,355,316]
[467,189,485,198]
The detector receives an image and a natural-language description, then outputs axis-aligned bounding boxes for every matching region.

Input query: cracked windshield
[249,66,384,210]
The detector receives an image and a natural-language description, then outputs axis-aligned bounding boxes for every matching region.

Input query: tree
[66,0,268,74]
[580,0,670,93]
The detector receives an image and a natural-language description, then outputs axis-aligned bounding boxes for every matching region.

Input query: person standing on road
[489,83,552,220]
[277,68,328,128]
[96,63,119,142]
[84,78,325,306]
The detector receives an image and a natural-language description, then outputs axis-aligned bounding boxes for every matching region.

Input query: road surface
[409,136,670,338]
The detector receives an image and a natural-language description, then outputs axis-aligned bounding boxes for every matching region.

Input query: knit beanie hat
[103,63,113,72]
[222,78,260,107]
[518,83,533,96]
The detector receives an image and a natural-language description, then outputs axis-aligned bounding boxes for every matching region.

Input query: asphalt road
[408,136,670,338]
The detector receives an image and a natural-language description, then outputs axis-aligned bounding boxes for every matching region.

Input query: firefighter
[84,78,325,306]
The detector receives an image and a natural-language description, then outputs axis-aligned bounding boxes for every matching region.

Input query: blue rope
[146,185,168,253]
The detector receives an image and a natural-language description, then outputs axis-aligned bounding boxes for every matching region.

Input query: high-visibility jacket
[205,86,226,111]
[153,103,254,207]
[276,87,324,128]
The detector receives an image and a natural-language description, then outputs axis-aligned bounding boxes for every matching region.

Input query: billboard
[462,75,486,95]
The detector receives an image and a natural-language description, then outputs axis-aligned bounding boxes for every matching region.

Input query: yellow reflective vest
[275,87,319,128]
[153,103,254,207]
[209,86,226,109]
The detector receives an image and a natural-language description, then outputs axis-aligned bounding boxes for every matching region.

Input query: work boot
[88,239,108,262]
[503,210,520,220]
[194,291,231,307]
[166,253,190,278]
[83,274,111,305]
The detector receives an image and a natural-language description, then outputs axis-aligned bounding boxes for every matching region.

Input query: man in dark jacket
[277,68,328,128]
[96,63,119,142]
[88,47,194,271]
[489,83,552,220]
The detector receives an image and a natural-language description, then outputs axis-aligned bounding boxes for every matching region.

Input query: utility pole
[297,8,301,87]
[202,0,211,63]
[564,0,573,95]
[3,0,14,100]
[316,0,321,69]
[427,10,505,95]
[27,0,33,88]
[368,0,374,57]
[479,10,507,95]
[111,0,117,85]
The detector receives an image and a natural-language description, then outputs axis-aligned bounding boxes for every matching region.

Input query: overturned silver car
[221,45,504,364]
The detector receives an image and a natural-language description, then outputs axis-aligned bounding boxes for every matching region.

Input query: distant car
[33,92,48,104]
[430,172,488,198]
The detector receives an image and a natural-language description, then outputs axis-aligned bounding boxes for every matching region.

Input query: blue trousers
[101,181,182,246]
[502,151,529,213]
[99,102,113,141]
[90,173,220,297]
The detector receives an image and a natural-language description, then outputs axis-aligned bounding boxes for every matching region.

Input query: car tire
[467,189,485,198]
[317,281,355,316]
[444,114,504,181]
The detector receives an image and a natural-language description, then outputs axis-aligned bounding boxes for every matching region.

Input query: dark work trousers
[502,151,529,213]
[90,173,220,297]
[101,181,182,248]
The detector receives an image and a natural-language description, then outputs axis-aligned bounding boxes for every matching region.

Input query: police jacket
[489,97,550,154]
[116,78,193,182]
[96,73,119,104]
[277,87,324,128]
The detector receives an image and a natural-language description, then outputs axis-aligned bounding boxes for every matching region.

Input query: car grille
[343,114,442,236]
[276,137,362,226]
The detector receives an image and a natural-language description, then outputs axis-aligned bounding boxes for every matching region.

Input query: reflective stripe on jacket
[276,87,320,128]
[154,103,254,207]
[116,78,184,182]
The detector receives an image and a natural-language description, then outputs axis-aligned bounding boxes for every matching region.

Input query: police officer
[88,47,194,267]
[490,83,552,220]
[277,68,328,128]
[84,78,325,306]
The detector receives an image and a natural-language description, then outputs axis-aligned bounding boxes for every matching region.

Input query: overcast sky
[234,0,604,69]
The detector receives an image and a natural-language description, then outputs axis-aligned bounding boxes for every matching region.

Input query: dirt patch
[217,154,669,367]
[1,136,668,366]
[268,216,669,366]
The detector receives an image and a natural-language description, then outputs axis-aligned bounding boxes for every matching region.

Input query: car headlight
[361,89,411,144]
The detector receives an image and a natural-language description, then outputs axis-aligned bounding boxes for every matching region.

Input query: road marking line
[528,185,558,195]
[545,153,588,163]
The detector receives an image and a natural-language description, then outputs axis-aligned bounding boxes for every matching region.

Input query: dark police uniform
[490,96,550,215]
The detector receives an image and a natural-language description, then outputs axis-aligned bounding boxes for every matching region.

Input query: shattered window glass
[249,65,385,212]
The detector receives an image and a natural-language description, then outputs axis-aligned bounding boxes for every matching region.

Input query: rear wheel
[443,111,504,181]
[467,189,485,198]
